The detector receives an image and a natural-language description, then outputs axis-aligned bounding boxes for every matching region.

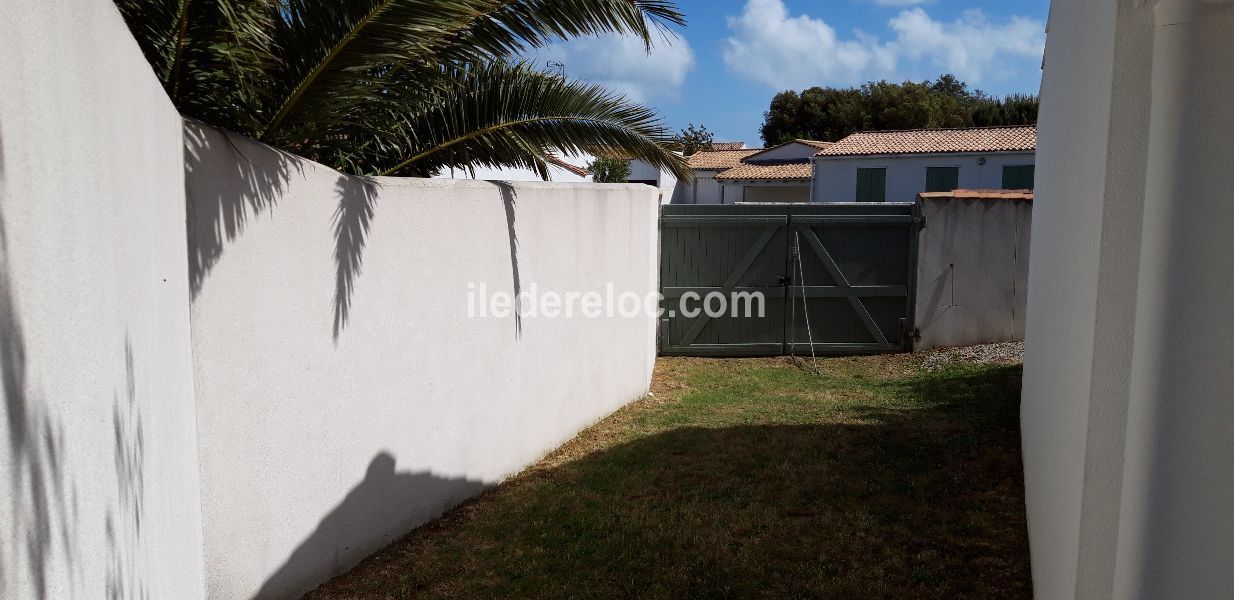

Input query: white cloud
[531,33,694,103]
[870,0,931,6]
[888,8,1044,83]
[722,0,896,91]
[722,0,1044,91]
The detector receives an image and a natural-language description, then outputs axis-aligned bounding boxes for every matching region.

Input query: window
[855,168,887,202]
[1002,164,1035,189]
[926,167,960,193]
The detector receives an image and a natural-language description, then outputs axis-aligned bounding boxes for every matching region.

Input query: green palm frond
[115,0,688,179]
[116,0,277,133]
[364,62,689,179]
[260,0,684,144]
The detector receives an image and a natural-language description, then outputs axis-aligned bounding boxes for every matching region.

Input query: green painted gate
[659,203,921,357]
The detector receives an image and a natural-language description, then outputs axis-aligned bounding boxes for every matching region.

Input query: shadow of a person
[253,452,486,600]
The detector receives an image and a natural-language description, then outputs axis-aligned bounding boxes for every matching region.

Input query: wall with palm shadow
[0,2,205,599]
[2,2,660,599]
[185,123,660,599]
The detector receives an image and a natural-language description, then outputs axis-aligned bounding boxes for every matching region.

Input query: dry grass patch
[309,353,1030,599]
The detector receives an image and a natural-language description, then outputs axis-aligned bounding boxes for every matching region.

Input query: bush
[589,157,631,183]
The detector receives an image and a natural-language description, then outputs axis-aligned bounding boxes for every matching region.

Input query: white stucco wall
[1023,1,1234,598]
[914,198,1031,350]
[0,1,205,599]
[1114,2,1234,597]
[185,123,660,599]
[812,151,1036,203]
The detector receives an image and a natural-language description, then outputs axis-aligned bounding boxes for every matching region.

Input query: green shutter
[856,168,886,202]
[1002,165,1035,189]
[925,167,960,192]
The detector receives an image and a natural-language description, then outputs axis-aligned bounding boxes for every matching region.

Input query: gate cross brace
[796,225,889,345]
[677,223,780,347]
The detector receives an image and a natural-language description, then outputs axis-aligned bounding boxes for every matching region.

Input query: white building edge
[1022,0,1234,598]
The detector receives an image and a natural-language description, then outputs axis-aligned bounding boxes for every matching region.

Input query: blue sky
[533,0,1049,147]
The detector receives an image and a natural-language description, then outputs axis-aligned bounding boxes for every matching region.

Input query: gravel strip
[923,341,1024,371]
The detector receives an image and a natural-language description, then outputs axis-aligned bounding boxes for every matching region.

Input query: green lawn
[310,354,1030,599]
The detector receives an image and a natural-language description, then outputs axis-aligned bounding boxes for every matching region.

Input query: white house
[675,147,758,204]
[810,126,1037,203]
[675,140,831,204]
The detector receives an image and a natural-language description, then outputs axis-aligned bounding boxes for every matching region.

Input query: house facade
[675,148,757,204]
[675,140,831,204]
[810,126,1037,203]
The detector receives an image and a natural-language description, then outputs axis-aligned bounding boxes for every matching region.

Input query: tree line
[759,74,1039,146]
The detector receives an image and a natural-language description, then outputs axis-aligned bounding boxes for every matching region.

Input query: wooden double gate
[659,203,921,356]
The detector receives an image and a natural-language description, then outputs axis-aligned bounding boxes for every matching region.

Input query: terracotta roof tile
[918,189,1034,202]
[715,159,812,181]
[709,142,747,150]
[685,148,763,170]
[817,126,1036,157]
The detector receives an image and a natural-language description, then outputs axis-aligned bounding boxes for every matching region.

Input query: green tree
[759,75,1038,145]
[114,0,690,179]
[760,91,800,144]
[588,157,631,182]
[971,93,1040,127]
[671,123,715,156]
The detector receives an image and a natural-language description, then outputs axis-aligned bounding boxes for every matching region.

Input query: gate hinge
[912,215,927,227]
[778,275,793,287]
[898,318,921,342]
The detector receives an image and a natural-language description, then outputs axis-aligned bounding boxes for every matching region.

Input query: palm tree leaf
[114,0,688,179]
[116,0,277,134]
[259,0,685,144]
[359,62,688,180]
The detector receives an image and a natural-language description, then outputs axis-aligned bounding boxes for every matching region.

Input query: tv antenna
[546,61,565,79]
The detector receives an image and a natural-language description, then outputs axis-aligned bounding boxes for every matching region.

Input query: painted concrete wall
[1022,0,1234,598]
[0,1,205,599]
[812,151,1036,203]
[1114,1,1234,597]
[915,198,1031,350]
[185,123,660,599]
